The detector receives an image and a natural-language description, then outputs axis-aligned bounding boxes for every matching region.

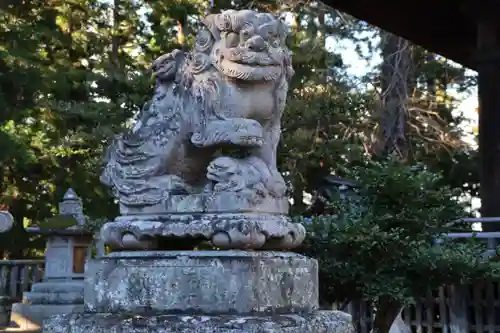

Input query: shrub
[299,157,500,333]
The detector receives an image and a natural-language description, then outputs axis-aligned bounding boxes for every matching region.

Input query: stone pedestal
[45,311,353,333]
[43,251,353,333]
[85,251,317,314]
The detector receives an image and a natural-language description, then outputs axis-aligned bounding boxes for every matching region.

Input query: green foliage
[82,217,108,234]
[280,81,375,214]
[300,157,500,306]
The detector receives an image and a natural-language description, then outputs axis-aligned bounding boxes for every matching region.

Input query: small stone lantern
[12,189,93,324]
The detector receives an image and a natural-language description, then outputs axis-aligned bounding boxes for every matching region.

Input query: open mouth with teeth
[213,47,283,82]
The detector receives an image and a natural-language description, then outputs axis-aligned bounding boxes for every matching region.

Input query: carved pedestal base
[43,251,354,333]
[44,311,354,333]
[83,251,317,314]
[101,213,305,250]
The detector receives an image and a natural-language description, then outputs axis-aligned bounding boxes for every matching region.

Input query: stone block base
[43,311,354,333]
[85,251,318,315]
[12,303,83,326]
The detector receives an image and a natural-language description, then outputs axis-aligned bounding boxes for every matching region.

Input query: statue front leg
[252,122,287,198]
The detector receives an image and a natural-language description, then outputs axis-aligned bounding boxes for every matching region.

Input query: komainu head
[186,10,294,82]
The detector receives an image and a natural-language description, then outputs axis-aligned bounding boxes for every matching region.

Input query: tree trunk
[370,32,415,159]
[111,0,120,66]
[389,309,412,333]
[372,296,403,333]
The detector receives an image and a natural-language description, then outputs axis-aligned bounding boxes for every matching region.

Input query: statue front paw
[213,180,243,193]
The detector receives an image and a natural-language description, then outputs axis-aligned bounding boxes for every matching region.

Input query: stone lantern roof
[26,189,92,237]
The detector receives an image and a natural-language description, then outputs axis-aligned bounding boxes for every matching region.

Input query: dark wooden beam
[477,17,500,230]
[322,0,477,68]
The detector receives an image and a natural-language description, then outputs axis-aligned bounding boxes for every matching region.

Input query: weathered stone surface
[101,213,305,250]
[59,188,85,225]
[43,311,353,333]
[25,282,84,306]
[24,291,83,305]
[12,303,84,326]
[31,281,84,294]
[119,192,289,216]
[99,10,296,250]
[84,251,318,315]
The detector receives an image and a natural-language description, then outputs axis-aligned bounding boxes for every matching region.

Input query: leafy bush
[298,157,500,333]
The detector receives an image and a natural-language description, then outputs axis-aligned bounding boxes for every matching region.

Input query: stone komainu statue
[99,10,304,251]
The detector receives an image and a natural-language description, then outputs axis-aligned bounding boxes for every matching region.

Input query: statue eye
[266,29,278,40]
